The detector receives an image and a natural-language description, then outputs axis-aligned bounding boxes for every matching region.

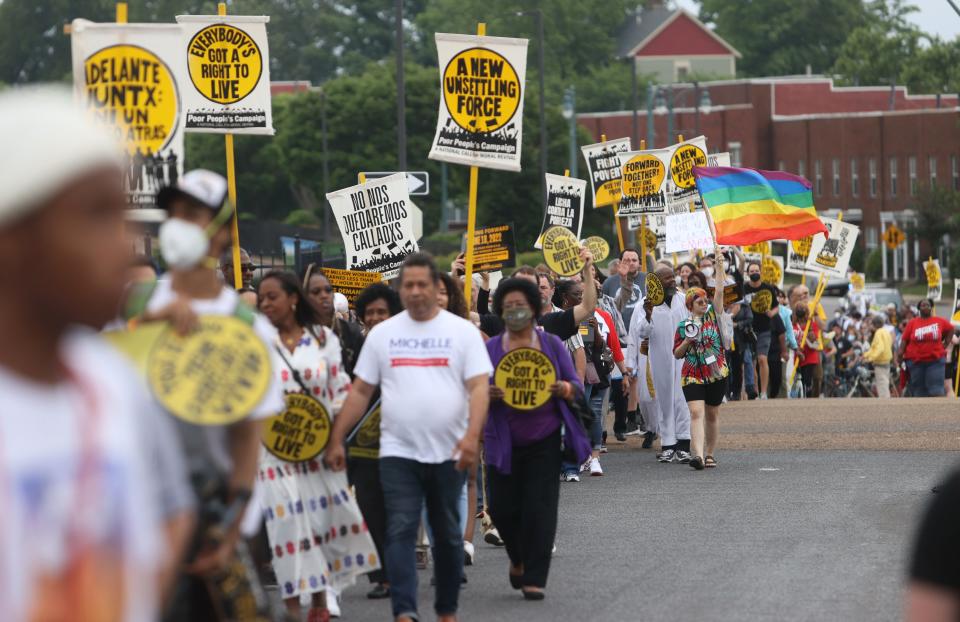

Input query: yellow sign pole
[116,2,127,23]
[462,22,486,305]
[601,133,626,254]
[789,272,826,391]
[637,138,647,269]
[218,2,243,291]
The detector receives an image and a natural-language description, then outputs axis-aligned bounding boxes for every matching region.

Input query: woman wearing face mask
[672,252,729,471]
[899,299,954,397]
[484,278,591,600]
[257,271,379,622]
[304,265,365,378]
[791,304,822,397]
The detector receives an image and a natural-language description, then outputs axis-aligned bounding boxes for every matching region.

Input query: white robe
[629,292,690,447]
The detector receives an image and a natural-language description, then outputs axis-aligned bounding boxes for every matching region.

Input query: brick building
[577,77,960,280]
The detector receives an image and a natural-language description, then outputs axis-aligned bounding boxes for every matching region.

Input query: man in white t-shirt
[326,253,491,622]
[0,88,192,622]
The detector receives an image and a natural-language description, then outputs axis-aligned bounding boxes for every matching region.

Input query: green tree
[697,0,868,77]
[912,185,960,277]
[831,0,925,88]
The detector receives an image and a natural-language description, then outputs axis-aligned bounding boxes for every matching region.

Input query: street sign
[883,224,905,250]
[359,171,430,196]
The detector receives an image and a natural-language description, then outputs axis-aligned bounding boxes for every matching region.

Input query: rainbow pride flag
[693,166,828,245]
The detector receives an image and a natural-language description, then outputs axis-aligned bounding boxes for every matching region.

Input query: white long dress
[258,326,380,600]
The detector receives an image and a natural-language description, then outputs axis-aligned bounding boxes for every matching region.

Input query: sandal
[307,607,330,622]
[704,456,718,468]
[509,564,523,590]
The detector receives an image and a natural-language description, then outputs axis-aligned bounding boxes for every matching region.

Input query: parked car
[844,287,905,314]
[823,278,850,297]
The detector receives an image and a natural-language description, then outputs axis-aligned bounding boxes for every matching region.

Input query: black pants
[768,354,783,398]
[348,458,388,585]
[800,365,815,396]
[726,348,743,399]
[610,377,629,434]
[487,429,562,588]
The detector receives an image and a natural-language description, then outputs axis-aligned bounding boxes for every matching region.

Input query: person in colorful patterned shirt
[673,250,730,471]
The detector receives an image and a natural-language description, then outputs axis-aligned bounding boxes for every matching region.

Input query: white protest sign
[785,236,817,276]
[665,211,713,254]
[666,135,709,214]
[428,33,528,171]
[804,218,859,278]
[535,174,586,249]
[71,20,186,213]
[951,279,960,326]
[924,258,943,302]
[176,15,273,134]
[618,148,671,216]
[707,152,731,167]
[581,138,630,208]
[327,173,418,280]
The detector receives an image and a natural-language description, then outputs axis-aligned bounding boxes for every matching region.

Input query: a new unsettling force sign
[429,33,528,171]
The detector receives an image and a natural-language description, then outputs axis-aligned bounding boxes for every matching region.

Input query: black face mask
[749,273,761,283]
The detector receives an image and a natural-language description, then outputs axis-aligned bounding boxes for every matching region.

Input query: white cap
[0,86,122,229]
[334,292,349,315]
[158,169,230,212]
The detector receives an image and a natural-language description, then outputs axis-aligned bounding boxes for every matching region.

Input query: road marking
[759,467,780,472]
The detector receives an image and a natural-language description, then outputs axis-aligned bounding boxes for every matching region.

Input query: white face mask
[701,267,714,278]
[159,218,210,270]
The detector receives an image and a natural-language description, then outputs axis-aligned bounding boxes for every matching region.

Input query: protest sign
[428,33,528,171]
[646,273,665,306]
[71,20,186,211]
[665,211,713,254]
[665,136,709,213]
[708,152,731,167]
[850,272,865,292]
[924,259,943,302]
[618,149,671,216]
[761,255,784,290]
[541,226,584,277]
[584,236,610,263]
[261,394,331,462]
[471,224,516,272]
[629,214,666,251]
[175,15,273,134]
[952,280,960,326]
[707,278,744,306]
[804,218,860,278]
[535,174,586,248]
[327,173,418,280]
[321,268,382,308]
[494,348,557,410]
[786,235,816,276]
[581,138,631,208]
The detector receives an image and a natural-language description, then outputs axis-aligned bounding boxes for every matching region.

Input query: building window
[777,160,785,171]
[866,226,878,249]
[929,156,937,187]
[869,158,878,198]
[832,158,840,196]
[850,158,859,198]
[953,155,959,191]
[890,157,898,197]
[675,60,690,82]
[798,159,806,180]
[728,142,742,167]
[909,156,917,196]
[815,160,822,196]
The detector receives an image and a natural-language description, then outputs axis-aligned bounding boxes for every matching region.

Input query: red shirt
[902,316,953,362]
[793,321,821,367]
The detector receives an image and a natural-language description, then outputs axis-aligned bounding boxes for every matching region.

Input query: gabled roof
[618,7,741,59]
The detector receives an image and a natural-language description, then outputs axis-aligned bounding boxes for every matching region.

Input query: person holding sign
[485,277,591,600]
[672,256,729,470]
[742,261,780,400]
[257,271,378,621]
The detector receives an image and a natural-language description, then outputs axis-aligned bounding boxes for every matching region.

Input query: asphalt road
[331,399,959,621]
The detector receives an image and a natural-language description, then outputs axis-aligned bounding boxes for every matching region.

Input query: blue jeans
[743,345,757,392]
[562,384,604,475]
[906,358,946,397]
[380,458,466,619]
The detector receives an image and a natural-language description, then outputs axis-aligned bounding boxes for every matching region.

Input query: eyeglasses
[241,264,254,272]
[312,286,334,293]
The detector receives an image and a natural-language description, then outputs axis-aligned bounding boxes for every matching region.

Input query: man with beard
[628,264,692,463]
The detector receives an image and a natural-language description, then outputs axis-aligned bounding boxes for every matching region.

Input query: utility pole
[518,9,547,202]
[396,0,407,171]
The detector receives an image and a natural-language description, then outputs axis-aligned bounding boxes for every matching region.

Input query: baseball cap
[0,86,123,229]
[158,169,230,212]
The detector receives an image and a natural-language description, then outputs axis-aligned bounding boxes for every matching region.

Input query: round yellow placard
[542,226,584,277]
[670,143,708,189]
[642,227,658,251]
[147,316,271,426]
[494,347,557,411]
[187,24,263,105]
[645,272,665,306]
[791,236,812,257]
[83,44,179,156]
[750,288,773,314]
[584,236,610,263]
[442,47,521,134]
[262,394,332,462]
[761,256,782,286]
[622,153,666,198]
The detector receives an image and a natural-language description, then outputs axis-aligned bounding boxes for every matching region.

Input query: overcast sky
[675,0,960,41]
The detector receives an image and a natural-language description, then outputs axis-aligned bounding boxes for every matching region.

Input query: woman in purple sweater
[484,277,591,601]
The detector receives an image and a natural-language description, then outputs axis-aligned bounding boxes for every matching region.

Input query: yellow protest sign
[494,347,557,410]
[744,241,771,255]
[924,258,943,302]
[623,154,666,197]
[645,272,665,306]
[321,267,382,309]
[750,289,774,314]
[442,47,521,135]
[761,255,784,289]
[850,272,865,292]
[670,142,708,189]
[541,226,584,276]
[147,316,271,426]
[187,23,263,104]
[791,237,812,256]
[261,394,332,462]
[347,400,381,460]
[584,236,610,263]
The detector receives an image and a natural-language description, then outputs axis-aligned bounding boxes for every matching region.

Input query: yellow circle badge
[645,272,665,306]
[443,47,521,133]
[584,236,610,263]
[83,44,179,156]
[494,348,557,411]
[670,144,708,189]
[262,394,332,462]
[147,316,271,426]
[542,226,584,277]
[791,236,813,257]
[187,24,263,104]
[761,257,782,286]
[750,289,773,314]
[622,154,666,198]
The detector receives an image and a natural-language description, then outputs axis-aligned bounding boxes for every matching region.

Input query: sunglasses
[312,285,334,293]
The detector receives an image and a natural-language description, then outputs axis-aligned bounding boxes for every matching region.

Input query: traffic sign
[883,224,905,250]
[359,171,429,196]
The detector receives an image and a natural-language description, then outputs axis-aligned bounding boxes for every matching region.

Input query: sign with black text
[535,174,586,248]
[618,148,671,216]
[666,135,709,213]
[470,224,516,272]
[581,137,631,208]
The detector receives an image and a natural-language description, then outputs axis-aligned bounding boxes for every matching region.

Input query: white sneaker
[326,587,341,617]
[579,459,590,473]
[759,393,768,400]
[589,457,604,476]
[657,448,676,463]
[675,450,692,464]
[463,540,475,565]
[563,472,581,482]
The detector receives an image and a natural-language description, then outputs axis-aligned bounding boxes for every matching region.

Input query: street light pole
[630,56,638,147]
[562,86,577,177]
[320,88,330,240]
[647,83,656,148]
[395,0,407,171]
[519,9,548,202]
